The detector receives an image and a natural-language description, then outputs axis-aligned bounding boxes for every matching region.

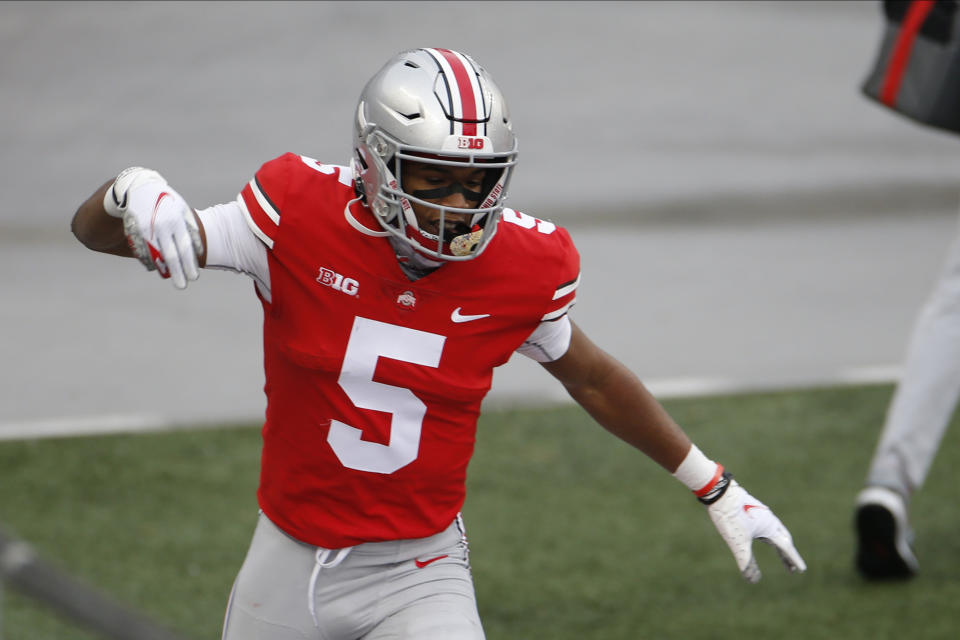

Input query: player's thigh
[221,512,317,640]
[364,561,484,640]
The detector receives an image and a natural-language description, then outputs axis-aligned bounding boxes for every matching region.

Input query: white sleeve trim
[196,201,271,300]
[541,299,576,322]
[515,315,573,362]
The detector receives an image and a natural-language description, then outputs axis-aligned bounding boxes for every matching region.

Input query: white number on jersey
[299,156,354,187]
[327,317,446,474]
[502,208,556,234]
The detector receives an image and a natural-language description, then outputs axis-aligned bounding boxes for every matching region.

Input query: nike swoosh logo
[414,554,449,569]
[743,504,765,513]
[451,307,490,323]
[111,185,127,209]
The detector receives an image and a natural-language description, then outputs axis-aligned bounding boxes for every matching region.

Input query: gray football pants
[221,512,485,640]
[866,214,960,499]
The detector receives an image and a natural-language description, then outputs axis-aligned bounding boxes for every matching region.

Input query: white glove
[705,475,807,583]
[104,167,203,290]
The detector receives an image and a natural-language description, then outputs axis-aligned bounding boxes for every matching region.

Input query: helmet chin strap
[343,197,390,237]
[342,195,441,279]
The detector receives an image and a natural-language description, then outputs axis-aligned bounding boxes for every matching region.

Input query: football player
[72,48,806,640]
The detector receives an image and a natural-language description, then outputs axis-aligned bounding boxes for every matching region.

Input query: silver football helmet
[352,48,518,261]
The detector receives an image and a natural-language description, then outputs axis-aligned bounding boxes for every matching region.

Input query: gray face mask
[388,235,442,281]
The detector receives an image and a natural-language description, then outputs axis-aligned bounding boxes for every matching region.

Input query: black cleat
[855,487,918,580]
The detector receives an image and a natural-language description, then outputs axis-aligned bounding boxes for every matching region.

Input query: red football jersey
[237,153,580,548]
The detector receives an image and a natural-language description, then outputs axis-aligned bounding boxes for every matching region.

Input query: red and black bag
[862,0,960,134]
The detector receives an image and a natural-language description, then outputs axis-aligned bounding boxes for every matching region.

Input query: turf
[1,383,959,639]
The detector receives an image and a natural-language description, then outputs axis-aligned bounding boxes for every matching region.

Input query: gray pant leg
[362,561,484,640]
[867,219,960,497]
[222,512,484,640]
[356,515,484,640]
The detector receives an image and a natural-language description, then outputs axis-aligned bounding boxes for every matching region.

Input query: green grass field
[2,383,959,639]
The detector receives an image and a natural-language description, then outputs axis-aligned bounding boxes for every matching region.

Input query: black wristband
[697,470,733,505]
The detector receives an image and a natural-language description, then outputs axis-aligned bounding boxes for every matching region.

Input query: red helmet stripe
[880,0,937,107]
[432,48,480,136]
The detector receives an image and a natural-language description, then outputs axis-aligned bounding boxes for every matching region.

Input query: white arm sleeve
[197,201,271,299]
[515,315,573,362]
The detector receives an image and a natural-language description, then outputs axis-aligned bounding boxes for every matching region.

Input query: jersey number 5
[327,316,445,474]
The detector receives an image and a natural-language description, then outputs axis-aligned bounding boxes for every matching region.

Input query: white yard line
[646,365,903,398]
[0,366,903,442]
[0,414,175,441]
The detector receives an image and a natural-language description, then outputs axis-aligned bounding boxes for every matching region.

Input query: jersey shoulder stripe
[541,297,576,322]
[236,153,351,252]
[553,273,580,301]
[543,271,579,321]
[236,192,275,250]
[252,176,281,224]
[239,178,280,249]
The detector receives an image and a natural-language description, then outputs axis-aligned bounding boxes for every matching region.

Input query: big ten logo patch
[316,267,359,296]
[457,137,485,150]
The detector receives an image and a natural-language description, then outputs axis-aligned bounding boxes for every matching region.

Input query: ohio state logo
[316,267,359,296]
[396,290,417,310]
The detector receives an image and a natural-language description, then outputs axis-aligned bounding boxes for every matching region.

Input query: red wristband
[693,464,725,498]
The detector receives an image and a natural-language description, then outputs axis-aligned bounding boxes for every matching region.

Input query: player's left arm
[541,321,807,583]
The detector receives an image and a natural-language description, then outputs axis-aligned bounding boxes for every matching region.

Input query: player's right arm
[71,180,136,257]
[72,168,207,289]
